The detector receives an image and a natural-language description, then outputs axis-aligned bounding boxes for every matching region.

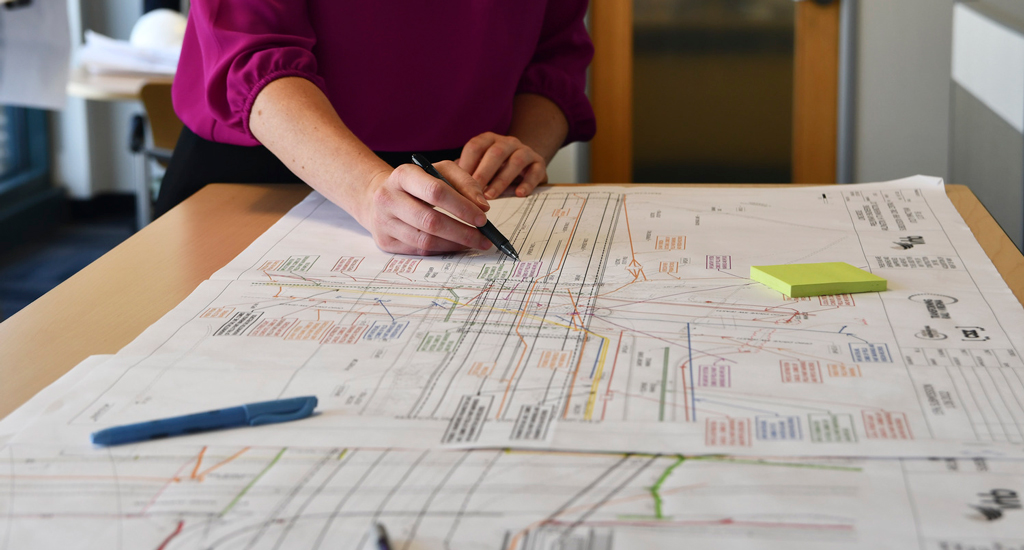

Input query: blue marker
[90,396,318,446]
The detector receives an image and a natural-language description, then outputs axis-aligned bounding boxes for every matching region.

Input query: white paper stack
[77,30,178,76]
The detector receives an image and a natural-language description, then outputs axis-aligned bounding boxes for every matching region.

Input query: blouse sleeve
[516,0,597,145]
[183,0,327,144]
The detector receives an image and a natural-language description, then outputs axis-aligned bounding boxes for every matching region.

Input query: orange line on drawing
[141,453,199,514]
[681,360,690,422]
[566,289,580,328]
[622,196,637,258]
[496,196,588,419]
[195,447,251,482]
[600,331,625,421]
[562,334,589,419]
[595,279,637,298]
[0,474,176,482]
[190,446,207,480]
[496,281,538,418]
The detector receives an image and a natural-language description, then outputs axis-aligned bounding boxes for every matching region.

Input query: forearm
[249,76,491,255]
[248,77,391,225]
[508,93,569,164]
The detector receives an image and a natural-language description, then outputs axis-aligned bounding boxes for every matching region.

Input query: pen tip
[500,245,519,261]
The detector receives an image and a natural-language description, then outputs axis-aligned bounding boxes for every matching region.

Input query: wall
[547,143,585,184]
[51,0,143,199]
[853,0,955,183]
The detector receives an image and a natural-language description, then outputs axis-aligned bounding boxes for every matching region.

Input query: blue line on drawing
[688,323,697,421]
[588,339,601,379]
[375,299,395,322]
[843,332,869,343]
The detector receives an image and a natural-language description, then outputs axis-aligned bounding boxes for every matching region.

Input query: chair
[131,82,183,227]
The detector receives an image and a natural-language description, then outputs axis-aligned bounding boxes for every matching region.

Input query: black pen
[375,522,392,550]
[411,154,520,261]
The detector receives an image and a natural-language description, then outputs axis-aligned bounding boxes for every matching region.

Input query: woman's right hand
[356,161,494,255]
[249,78,493,255]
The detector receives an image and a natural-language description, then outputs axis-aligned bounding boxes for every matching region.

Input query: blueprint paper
[11,177,1024,457]
[0,0,70,110]
[0,356,107,446]
[0,445,1021,549]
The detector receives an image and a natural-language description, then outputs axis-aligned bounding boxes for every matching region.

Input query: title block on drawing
[756,416,802,441]
[279,255,318,272]
[849,343,892,363]
[698,364,731,387]
[321,324,366,344]
[750,262,886,298]
[862,411,913,440]
[808,413,857,443]
[363,321,408,342]
[214,311,263,336]
[284,320,333,341]
[705,418,752,447]
[249,318,297,338]
[442,395,492,444]
[510,405,556,441]
[780,360,823,383]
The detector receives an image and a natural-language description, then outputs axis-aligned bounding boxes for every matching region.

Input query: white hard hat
[130,9,188,51]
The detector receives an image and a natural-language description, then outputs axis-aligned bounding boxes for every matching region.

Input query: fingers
[513,162,547,197]
[433,160,489,212]
[396,164,488,229]
[474,141,519,195]
[460,132,547,199]
[367,165,492,254]
[375,217,480,256]
[485,148,544,199]
[458,132,498,176]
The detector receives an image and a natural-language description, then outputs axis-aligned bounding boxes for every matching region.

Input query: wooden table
[1,183,1022,419]
[66,66,173,101]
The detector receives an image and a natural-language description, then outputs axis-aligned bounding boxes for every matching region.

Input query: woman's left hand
[458,132,547,199]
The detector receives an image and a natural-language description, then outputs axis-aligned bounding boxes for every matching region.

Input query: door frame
[589,0,843,184]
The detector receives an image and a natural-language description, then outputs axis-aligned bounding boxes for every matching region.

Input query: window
[0,106,49,197]
[0,106,58,255]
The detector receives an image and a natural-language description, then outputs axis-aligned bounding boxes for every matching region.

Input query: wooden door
[589,0,842,184]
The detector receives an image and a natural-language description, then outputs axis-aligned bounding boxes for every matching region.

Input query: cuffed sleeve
[516,0,596,145]
[177,0,328,145]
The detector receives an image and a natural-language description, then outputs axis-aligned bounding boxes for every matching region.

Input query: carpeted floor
[0,200,135,322]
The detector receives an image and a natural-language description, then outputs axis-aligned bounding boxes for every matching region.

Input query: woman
[156,1,596,255]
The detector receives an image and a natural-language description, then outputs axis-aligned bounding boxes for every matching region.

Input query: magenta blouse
[173,1,596,151]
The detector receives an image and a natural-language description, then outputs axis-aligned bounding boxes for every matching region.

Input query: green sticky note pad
[750,262,887,297]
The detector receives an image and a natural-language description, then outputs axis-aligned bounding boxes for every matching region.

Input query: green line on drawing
[650,455,685,519]
[691,456,862,472]
[220,448,287,516]
[659,347,669,421]
[445,289,460,321]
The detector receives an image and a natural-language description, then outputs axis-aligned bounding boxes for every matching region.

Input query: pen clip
[244,396,318,426]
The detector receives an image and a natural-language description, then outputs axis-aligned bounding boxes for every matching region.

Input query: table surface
[66,66,174,101]
[1,183,1022,420]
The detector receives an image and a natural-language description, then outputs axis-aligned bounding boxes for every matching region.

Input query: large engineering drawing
[2,444,1022,549]
[13,177,1024,457]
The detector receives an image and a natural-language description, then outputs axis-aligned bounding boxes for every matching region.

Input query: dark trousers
[154,126,461,218]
